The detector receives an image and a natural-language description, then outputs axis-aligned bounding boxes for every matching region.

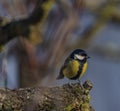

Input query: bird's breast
[80,61,88,78]
[63,60,80,78]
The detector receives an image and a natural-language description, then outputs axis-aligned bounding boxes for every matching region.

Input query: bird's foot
[77,79,84,89]
[68,82,73,88]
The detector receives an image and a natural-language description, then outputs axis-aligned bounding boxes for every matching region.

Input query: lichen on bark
[0,80,94,111]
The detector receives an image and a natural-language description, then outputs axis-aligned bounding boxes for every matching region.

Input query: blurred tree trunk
[0,81,94,111]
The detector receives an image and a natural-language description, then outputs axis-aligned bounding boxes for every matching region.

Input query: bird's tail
[57,67,64,79]
[56,74,64,79]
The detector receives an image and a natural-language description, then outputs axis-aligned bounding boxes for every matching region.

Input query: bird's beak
[86,56,90,59]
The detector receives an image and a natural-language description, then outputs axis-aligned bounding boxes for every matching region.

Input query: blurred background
[0,0,120,111]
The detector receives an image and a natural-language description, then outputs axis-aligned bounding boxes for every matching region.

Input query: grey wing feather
[56,57,72,79]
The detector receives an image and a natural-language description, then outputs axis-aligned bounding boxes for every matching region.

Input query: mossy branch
[0,80,94,111]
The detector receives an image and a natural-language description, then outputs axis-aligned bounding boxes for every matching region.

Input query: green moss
[80,103,90,111]
[39,97,55,110]
[63,83,92,111]
[65,99,91,111]
[65,103,75,111]
[2,103,13,111]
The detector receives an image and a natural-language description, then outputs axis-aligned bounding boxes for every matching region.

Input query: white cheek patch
[74,54,85,60]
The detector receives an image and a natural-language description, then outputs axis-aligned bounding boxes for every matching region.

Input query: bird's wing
[56,58,72,79]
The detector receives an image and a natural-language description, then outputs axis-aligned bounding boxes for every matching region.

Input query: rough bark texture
[0,80,94,111]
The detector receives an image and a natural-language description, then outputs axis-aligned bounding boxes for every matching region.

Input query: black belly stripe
[70,63,84,80]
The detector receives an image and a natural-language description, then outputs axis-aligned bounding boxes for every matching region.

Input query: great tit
[57,49,90,81]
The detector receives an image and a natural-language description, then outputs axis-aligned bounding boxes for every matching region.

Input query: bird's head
[70,49,90,62]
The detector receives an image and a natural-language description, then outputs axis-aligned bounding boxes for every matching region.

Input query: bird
[57,49,90,82]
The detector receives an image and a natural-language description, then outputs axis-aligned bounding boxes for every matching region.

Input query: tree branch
[0,0,54,46]
[0,81,94,111]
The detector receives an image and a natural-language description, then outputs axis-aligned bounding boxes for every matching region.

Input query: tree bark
[0,80,94,111]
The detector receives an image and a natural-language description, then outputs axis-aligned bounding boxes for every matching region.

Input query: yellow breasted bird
[57,49,90,81]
